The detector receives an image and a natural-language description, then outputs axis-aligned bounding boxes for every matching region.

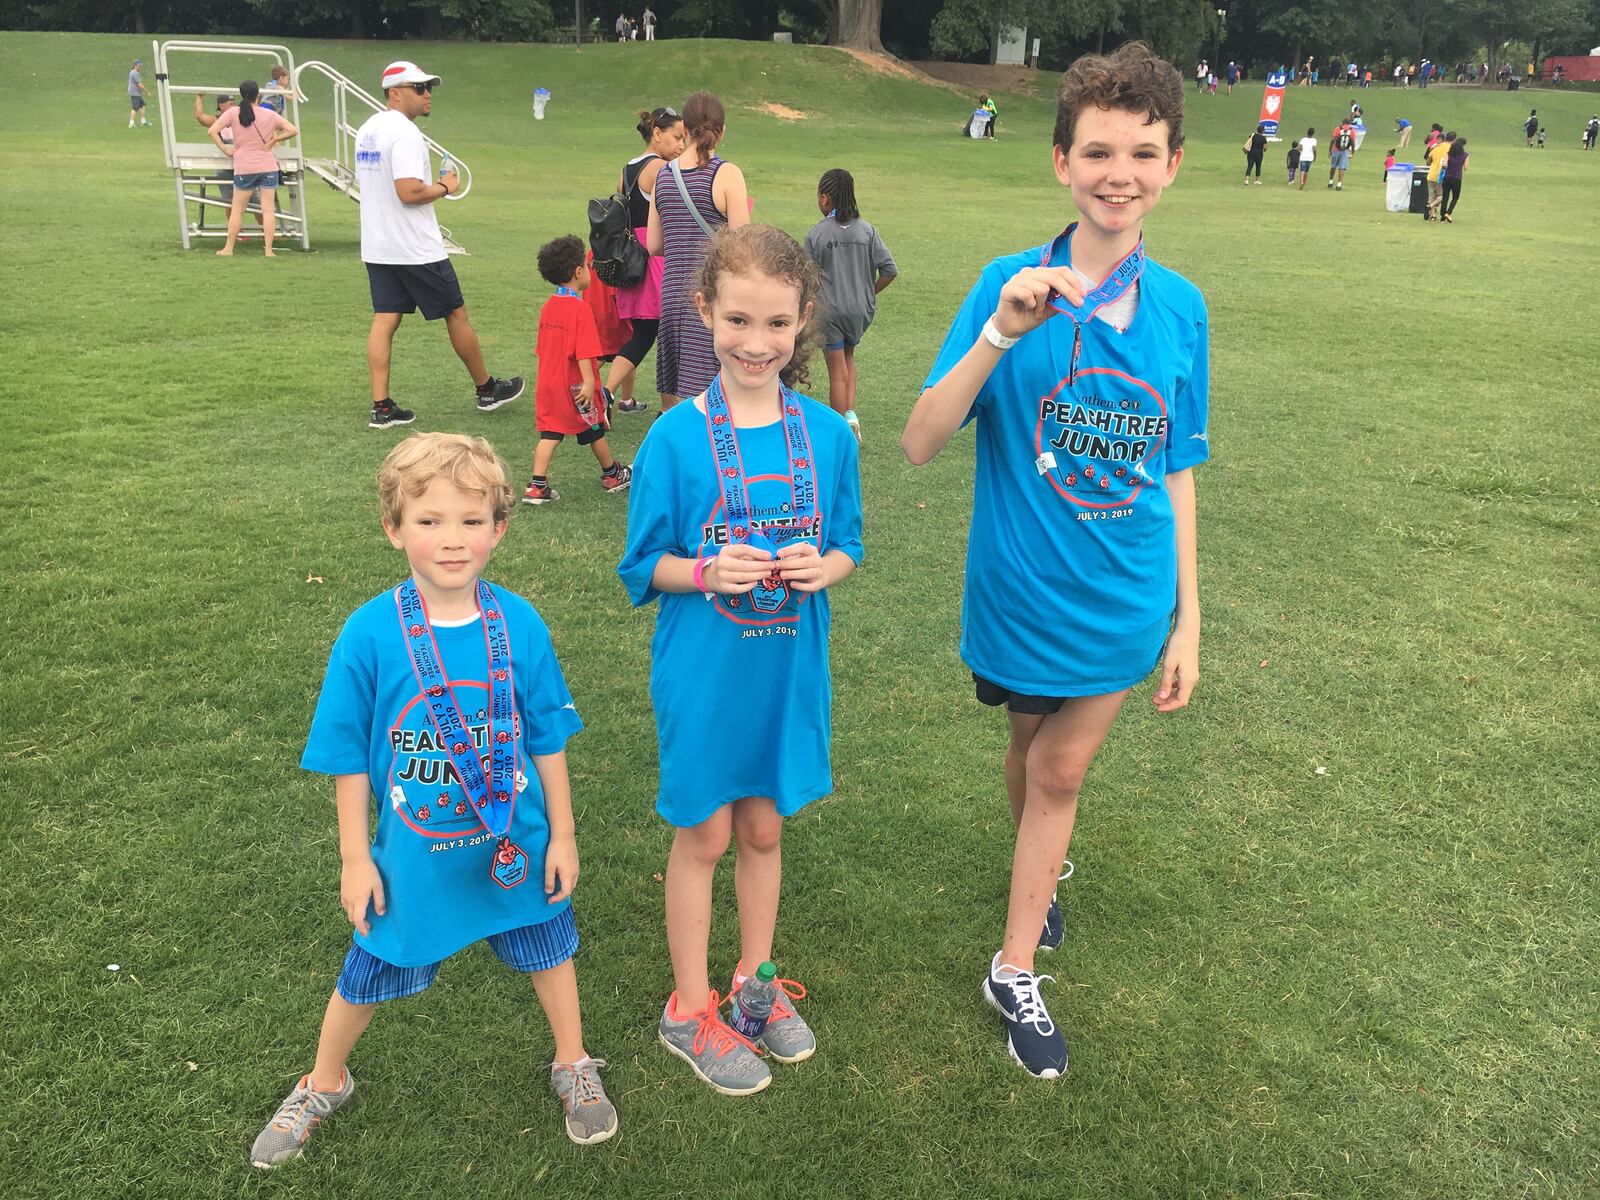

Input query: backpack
[587,171,648,289]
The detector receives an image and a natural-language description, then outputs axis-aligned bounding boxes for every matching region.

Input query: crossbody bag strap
[669,158,715,237]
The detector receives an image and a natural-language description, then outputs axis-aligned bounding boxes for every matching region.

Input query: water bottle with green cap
[730,961,778,1040]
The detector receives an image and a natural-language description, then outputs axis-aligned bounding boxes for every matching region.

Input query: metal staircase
[294,59,472,255]
[151,41,472,254]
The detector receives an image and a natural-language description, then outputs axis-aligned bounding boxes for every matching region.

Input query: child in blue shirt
[249,433,617,1166]
[903,41,1208,1080]
[619,224,863,1097]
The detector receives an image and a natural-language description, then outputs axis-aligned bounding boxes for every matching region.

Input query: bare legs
[367,312,403,404]
[216,187,251,255]
[368,306,491,405]
[664,797,782,1012]
[306,960,589,1092]
[998,692,1129,973]
[824,346,858,419]
[443,306,490,388]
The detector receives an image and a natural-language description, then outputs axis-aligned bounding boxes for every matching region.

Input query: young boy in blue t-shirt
[904,41,1208,1080]
[249,433,617,1166]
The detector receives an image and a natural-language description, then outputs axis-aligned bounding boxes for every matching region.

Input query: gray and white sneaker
[249,1069,355,1169]
[731,973,817,1064]
[550,1058,618,1145]
[658,990,771,1096]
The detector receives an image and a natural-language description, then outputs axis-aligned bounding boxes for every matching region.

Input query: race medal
[1041,224,1144,384]
[701,375,818,617]
[491,836,529,889]
[396,579,524,888]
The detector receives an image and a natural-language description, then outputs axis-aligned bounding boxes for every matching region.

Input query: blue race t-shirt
[302,582,583,967]
[923,240,1210,697]
[617,394,864,827]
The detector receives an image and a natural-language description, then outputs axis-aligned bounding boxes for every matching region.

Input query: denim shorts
[233,170,280,191]
[335,906,579,1005]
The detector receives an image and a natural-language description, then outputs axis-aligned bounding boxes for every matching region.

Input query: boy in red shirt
[524,236,633,504]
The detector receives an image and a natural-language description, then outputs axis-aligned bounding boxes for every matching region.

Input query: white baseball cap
[380,61,441,90]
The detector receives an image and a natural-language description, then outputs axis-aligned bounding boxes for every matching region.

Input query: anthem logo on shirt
[697,478,822,626]
[1033,368,1170,507]
[385,682,528,836]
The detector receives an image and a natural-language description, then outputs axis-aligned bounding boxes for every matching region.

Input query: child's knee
[733,807,783,855]
[676,813,733,863]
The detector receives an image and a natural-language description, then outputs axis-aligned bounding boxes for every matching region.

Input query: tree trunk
[348,7,364,38]
[422,8,444,39]
[830,0,883,51]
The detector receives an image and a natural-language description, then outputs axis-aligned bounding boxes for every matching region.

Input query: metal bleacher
[153,40,471,254]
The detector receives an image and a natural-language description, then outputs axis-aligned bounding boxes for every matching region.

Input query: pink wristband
[692,554,714,594]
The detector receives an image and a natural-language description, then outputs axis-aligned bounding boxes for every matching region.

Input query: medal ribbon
[702,373,818,557]
[554,286,579,298]
[395,579,517,843]
[1040,223,1144,385]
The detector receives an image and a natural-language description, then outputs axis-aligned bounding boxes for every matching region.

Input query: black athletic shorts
[973,673,1067,716]
[366,260,464,320]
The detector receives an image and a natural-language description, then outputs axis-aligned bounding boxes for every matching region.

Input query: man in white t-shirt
[356,61,523,429]
[1296,127,1317,190]
[643,6,656,39]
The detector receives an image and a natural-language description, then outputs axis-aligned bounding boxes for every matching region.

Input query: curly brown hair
[693,224,822,391]
[1053,41,1185,156]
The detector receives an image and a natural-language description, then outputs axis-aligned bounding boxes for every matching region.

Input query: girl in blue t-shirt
[618,224,863,1096]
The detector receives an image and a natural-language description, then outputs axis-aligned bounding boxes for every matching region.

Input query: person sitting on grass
[248,432,618,1169]
[903,39,1208,1081]
[805,167,898,440]
[523,235,633,506]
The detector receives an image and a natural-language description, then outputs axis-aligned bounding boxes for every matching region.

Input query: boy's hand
[544,832,579,902]
[1154,620,1199,713]
[702,544,773,594]
[575,382,596,413]
[993,267,1087,340]
[340,856,386,936]
[776,541,829,592]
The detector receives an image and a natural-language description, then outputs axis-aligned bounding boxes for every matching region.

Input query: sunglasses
[410,82,434,95]
[652,106,678,119]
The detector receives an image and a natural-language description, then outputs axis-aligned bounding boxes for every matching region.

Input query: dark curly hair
[693,224,822,391]
[537,234,586,287]
[1053,41,1185,155]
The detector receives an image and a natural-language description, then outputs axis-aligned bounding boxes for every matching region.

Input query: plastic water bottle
[730,961,778,1040]
[533,88,551,120]
[438,152,454,182]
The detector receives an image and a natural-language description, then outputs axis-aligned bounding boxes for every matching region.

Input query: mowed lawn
[1,31,1596,1200]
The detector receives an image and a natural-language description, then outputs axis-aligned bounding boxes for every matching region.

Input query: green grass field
[2,31,1596,1200]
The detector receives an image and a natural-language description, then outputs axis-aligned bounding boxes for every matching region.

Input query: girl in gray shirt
[803,168,897,440]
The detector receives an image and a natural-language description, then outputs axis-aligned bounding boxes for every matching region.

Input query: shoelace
[1005,970,1057,1035]
[273,1076,341,1137]
[552,1058,608,1110]
[767,977,808,1024]
[691,989,760,1059]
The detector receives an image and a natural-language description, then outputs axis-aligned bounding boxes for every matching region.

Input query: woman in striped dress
[647,90,749,408]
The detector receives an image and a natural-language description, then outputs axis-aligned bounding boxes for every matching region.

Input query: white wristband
[982,317,1018,351]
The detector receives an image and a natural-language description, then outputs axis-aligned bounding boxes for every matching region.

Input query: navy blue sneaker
[1037,860,1074,952]
[983,953,1067,1079]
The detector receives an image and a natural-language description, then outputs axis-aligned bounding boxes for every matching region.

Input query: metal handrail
[294,60,472,200]
[152,40,303,172]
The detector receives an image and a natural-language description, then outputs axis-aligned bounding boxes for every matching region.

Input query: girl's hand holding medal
[702,544,774,595]
[774,541,830,592]
[993,267,1086,339]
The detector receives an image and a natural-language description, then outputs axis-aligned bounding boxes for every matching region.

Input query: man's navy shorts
[366,260,465,320]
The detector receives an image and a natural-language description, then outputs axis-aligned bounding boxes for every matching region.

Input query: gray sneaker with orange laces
[550,1057,618,1145]
[249,1069,355,1169]
[732,973,817,1064]
[658,990,771,1096]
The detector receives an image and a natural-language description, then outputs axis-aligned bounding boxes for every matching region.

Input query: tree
[816,0,884,50]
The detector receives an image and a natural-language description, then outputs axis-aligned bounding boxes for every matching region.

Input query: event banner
[1259,70,1286,136]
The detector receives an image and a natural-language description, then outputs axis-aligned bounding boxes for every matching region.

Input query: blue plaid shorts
[335,907,579,1005]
